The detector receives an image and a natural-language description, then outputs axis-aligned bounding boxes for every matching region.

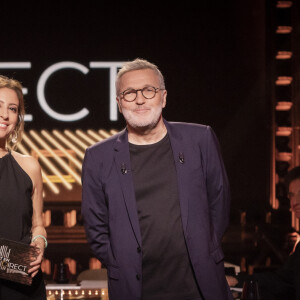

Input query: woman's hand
[226,275,238,287]
[28,239,45,278]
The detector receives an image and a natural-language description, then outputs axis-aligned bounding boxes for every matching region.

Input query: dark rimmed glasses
[120,86,164,102]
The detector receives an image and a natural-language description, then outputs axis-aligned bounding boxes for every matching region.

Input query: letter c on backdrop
[37,61,90,121]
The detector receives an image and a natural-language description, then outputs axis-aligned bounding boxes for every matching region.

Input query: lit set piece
[87,129,104,141]
[52,130,85,159]
[64,130,89,150]
[30,130,81,184]
[17,142,60,194]
[41,130,82,170]
[98,130,111,139]
[110,129,118,135]
[22,133,72,190]
[76,129,98,145]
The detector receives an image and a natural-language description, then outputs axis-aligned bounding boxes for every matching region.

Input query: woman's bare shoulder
[11,151,41,177]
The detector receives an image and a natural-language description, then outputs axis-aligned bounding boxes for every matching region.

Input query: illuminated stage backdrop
[0,61,126,129]
[0,0,273,276]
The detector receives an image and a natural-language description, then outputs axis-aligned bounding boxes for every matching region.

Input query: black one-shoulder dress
[0,152,46,299]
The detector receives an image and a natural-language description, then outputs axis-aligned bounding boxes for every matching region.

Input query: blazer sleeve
[204,126,231,242]
[81,147,111,267]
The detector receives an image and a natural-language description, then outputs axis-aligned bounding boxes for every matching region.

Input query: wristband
[32,235,48,248]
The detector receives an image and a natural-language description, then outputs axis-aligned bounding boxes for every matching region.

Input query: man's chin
[130,122,156,130]
[127,118,161,131]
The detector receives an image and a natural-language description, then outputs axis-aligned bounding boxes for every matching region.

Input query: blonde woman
[0,75,47,299]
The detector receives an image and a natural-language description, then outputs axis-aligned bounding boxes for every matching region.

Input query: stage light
[64,130,89,150]
[87,129,104,141]
[76,129,98,144]
[41,130,82,171]
[30,130,81,185]
[22,133,73,190]
[17,143,60,194]
[110,129,118,135]
[98,130,111,138]
[52,130,85,159]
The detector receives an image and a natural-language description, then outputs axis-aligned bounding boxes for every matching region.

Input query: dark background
[1,1,271,223]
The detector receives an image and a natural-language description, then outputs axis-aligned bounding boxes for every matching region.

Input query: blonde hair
[0,75,25,150]
[116,58,165,95]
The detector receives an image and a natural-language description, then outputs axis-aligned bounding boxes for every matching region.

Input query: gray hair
[116,58,165,95]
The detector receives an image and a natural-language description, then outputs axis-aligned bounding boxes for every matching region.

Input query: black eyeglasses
[120,86,164,102]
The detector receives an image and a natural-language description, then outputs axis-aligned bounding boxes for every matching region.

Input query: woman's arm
[24,156,47,278]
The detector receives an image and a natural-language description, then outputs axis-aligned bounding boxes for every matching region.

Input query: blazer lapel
[164,120,189,236]
[113,129,142,247]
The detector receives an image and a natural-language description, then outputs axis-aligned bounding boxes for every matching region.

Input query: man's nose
[135,90,146,104]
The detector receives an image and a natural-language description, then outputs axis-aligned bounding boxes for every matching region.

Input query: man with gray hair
[82,58,233,300]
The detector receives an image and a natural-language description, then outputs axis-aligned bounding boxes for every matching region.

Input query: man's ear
[116,97,122,113]
[162,90,167,108]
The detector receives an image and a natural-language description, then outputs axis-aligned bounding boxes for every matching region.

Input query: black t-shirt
[130,134,201,300]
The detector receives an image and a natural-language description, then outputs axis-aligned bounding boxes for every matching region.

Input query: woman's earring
[11,130,18,144]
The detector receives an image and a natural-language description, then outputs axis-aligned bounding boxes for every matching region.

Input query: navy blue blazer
[82,120,233,300]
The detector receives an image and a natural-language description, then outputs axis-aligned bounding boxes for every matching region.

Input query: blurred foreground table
[46,283,108,300]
